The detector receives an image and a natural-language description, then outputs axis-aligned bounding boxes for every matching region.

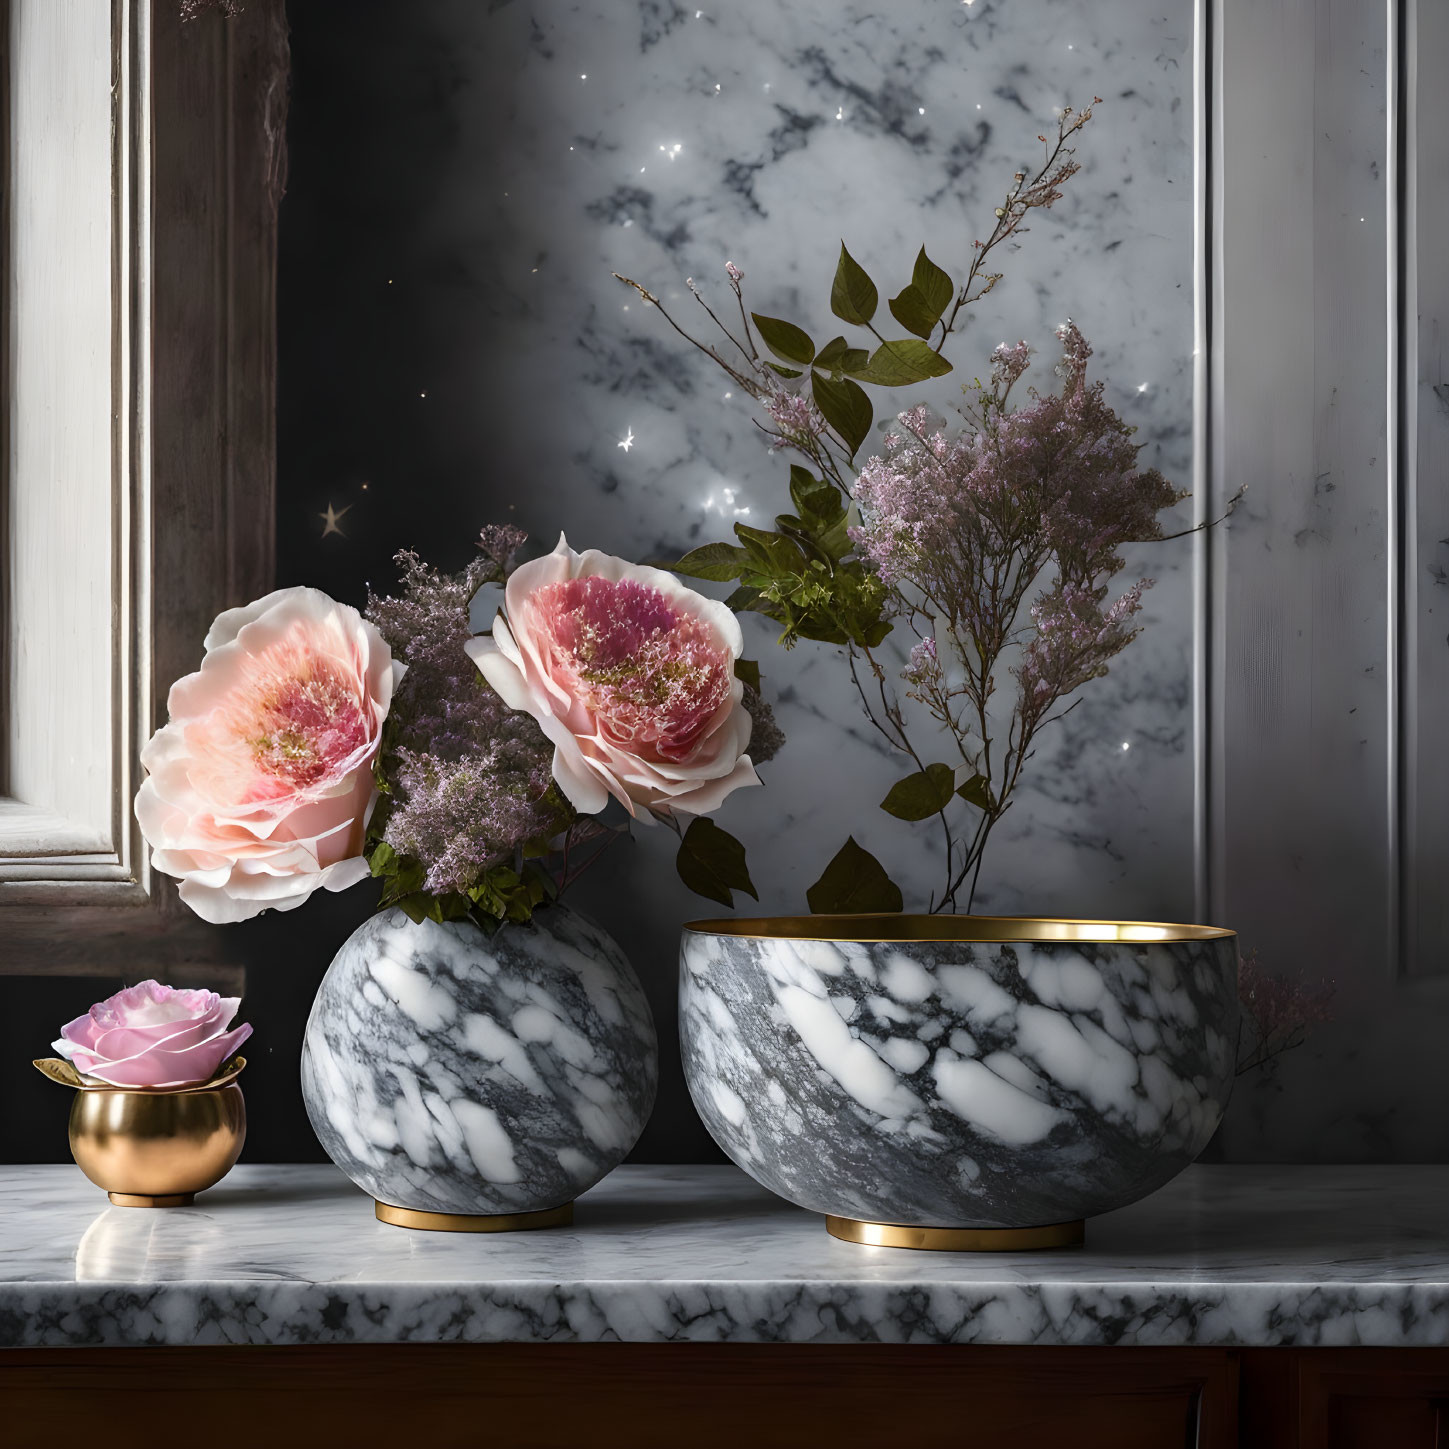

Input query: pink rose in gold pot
[465,536,759,820]
[53,980,252,1088]
[135,587,402,924]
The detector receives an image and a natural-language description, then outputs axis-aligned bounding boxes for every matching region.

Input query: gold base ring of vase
[69,1084,246,1206]
[374,1199,575,1233]
[826,1215,1085,1252]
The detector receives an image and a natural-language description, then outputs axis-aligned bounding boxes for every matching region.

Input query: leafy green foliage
[673,540,752,582]
[810,371,873,458]
[880,763,956,821]
[813,335,870,377]
[734,657,761,693]
[830,244,879,325]
[670,467,890,649]
[752,313,815,366]
[888,248,955,338]
[855,338,954,386]
[806,836,904,914]
[675,817,758,908]
[956,773,995,811]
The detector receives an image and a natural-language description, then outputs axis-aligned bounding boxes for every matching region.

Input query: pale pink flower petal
[53,980,253,1088]
[135,585,399,922]
[468,535,758,820]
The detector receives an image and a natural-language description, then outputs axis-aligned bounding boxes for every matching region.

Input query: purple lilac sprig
[364,533,573,917]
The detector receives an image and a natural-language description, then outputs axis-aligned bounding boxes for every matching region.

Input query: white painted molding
[0,0,285,973]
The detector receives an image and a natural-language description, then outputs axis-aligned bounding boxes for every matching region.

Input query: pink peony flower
[135,587,402,924]
[54,980,252,1089]
[465,536,759,820]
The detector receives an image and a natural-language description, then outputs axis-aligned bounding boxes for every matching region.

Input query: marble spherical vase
[302,905,658,1232]
[680,915,1238,1250]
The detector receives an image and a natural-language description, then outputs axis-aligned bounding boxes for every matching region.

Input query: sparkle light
[836,106,846,121]
[660,142,683,159]
[1121,741,1131,752]
[618,427,636,452]
[1136,382,1149,393]
[918,107,926,115]
[319,502,351,539]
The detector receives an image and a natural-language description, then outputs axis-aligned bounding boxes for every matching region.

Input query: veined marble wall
[276,0,1197,1161]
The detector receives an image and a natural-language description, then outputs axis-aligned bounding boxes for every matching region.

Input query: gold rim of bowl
[682,914,1235,944]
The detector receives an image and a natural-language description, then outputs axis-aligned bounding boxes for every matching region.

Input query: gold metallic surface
[374,1199,575,1233]
[826,1215,1086,1251]
[68,1084,246,1204]
[107,1192,196,1208]
[685,914,1233,944]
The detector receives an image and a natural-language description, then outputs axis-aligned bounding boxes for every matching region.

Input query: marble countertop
[3,1162,1448,1349]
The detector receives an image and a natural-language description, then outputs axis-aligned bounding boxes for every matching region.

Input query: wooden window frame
[0,0,285,978]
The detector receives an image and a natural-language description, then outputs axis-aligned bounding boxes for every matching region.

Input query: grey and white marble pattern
[430,0,1197,927]
[301,906,657,1215]
[681,925,1237,1227]
[5,1162,1449,1348]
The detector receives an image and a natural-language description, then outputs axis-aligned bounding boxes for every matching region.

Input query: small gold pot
[35,1056,248,1207]
[69,1084,246,1207]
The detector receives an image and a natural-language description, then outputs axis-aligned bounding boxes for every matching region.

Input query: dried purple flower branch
[613,102,1099,496]
[1236,949,1336,1077]
[849,324,1183,910]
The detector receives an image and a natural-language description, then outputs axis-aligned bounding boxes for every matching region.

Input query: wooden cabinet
[1240,1351,1449,1449]
[2,1345,1447,1446]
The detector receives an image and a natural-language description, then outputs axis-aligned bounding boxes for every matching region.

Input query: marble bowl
[680,915,1238,1248]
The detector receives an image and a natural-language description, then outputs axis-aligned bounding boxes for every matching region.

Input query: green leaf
[368,840,399,878]
[724,585,764,612]
[911,247,954,319]
[765,361,804,379]
[830,243,878,325]
[806,836,904,914]
[956,773,995,811]
[810,370,873,458]
[813,338,874,378]
[880,763,956,821]
[673,541,750,583]
[676,817,759,909]
[734,657,761,693]
[734,522,801,574]
[788,466,844,523]
[751,313,815,366]
[856,338,954,387]
[887,284,940,340]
